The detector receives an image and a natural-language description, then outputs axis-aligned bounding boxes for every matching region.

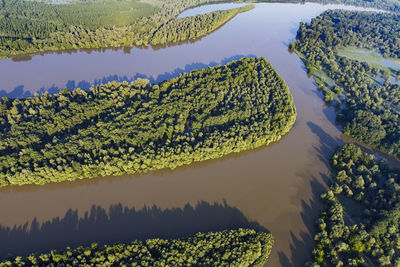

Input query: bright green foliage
[0,229,274,266]
[293,10,400,158]
[151,5,254,45]
[306,144,400,266]
[0,57,296,187]
[0,0,159,56]
[0,0,253,58]
[0,0,158,34]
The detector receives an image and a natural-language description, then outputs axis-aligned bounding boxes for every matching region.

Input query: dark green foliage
[306,144,400,266]
[344,110,386,146]
[0,229,274,266]
[293,10,400,158]
[0,57,296,187]
[296,10,400,57]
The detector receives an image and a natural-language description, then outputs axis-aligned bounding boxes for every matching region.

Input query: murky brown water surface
[0,3,383,266]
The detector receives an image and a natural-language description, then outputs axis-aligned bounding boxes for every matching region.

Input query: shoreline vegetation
[150,4,254,45]
[0,229,274,266]
[0,57,296,187]
[0,0,254,59]
[306,144,400,266]
[291,9,400,266]
[291,10,400,159]
[1,0,400,59]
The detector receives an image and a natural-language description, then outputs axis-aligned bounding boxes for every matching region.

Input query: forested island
[0,0,254,58]
[306,144,400,266]
[292,10,400,158]
[0,57,296,187]
[0,229,274,266]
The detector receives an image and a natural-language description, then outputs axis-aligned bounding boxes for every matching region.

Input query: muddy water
[0,3,381,266]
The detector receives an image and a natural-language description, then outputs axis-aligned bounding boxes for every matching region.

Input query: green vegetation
[306,144,400,266]
[150,4,254,45]
[337,47,392,63]
[0,0,254,58]
[292,10,400,158]
[0,229,274,266]
[1,0,400,59]
[0,0,158,33]
[337,47,400,73]
[0,57,296,187]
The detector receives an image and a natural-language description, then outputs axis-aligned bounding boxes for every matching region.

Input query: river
[0,3,383,266]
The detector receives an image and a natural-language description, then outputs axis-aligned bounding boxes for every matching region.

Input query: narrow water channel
[0,3,383,266]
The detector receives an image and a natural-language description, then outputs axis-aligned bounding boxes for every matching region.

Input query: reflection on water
[0,200,267,258]
[0,3,381,98]
[0,2,388,266]
[1,54,255,98]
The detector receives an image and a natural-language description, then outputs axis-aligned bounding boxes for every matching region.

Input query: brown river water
[0,3,383,266]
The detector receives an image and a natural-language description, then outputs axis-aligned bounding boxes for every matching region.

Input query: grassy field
[0,0,159,30]
[337,47,400,84]
[338,47,400,69]
[337,47,385,62]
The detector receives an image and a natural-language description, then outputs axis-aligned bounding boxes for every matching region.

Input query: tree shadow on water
[278,175,327,266]
[307,121,342,169]
[0,54,256,98]
[276,115,339,266]
[0,200,267,258]
[0,85,32,98]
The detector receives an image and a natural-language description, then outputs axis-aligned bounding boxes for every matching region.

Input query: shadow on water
[278,176,327,267]
[0,85,32,98]
[307,121,341,169]
[277,122,337,266]
[0,54,256,98]
[0,200,268,258]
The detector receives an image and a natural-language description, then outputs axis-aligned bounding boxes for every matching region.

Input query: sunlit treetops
[0,57,296,187]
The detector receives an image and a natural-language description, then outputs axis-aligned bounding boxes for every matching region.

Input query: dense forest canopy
[0,229,274,266]
[306,144,400,266]
[0,0,256,58]
[1,0,400,58]
[292,10,400,266]
[0,57,296,187]
[292,10,400,158]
